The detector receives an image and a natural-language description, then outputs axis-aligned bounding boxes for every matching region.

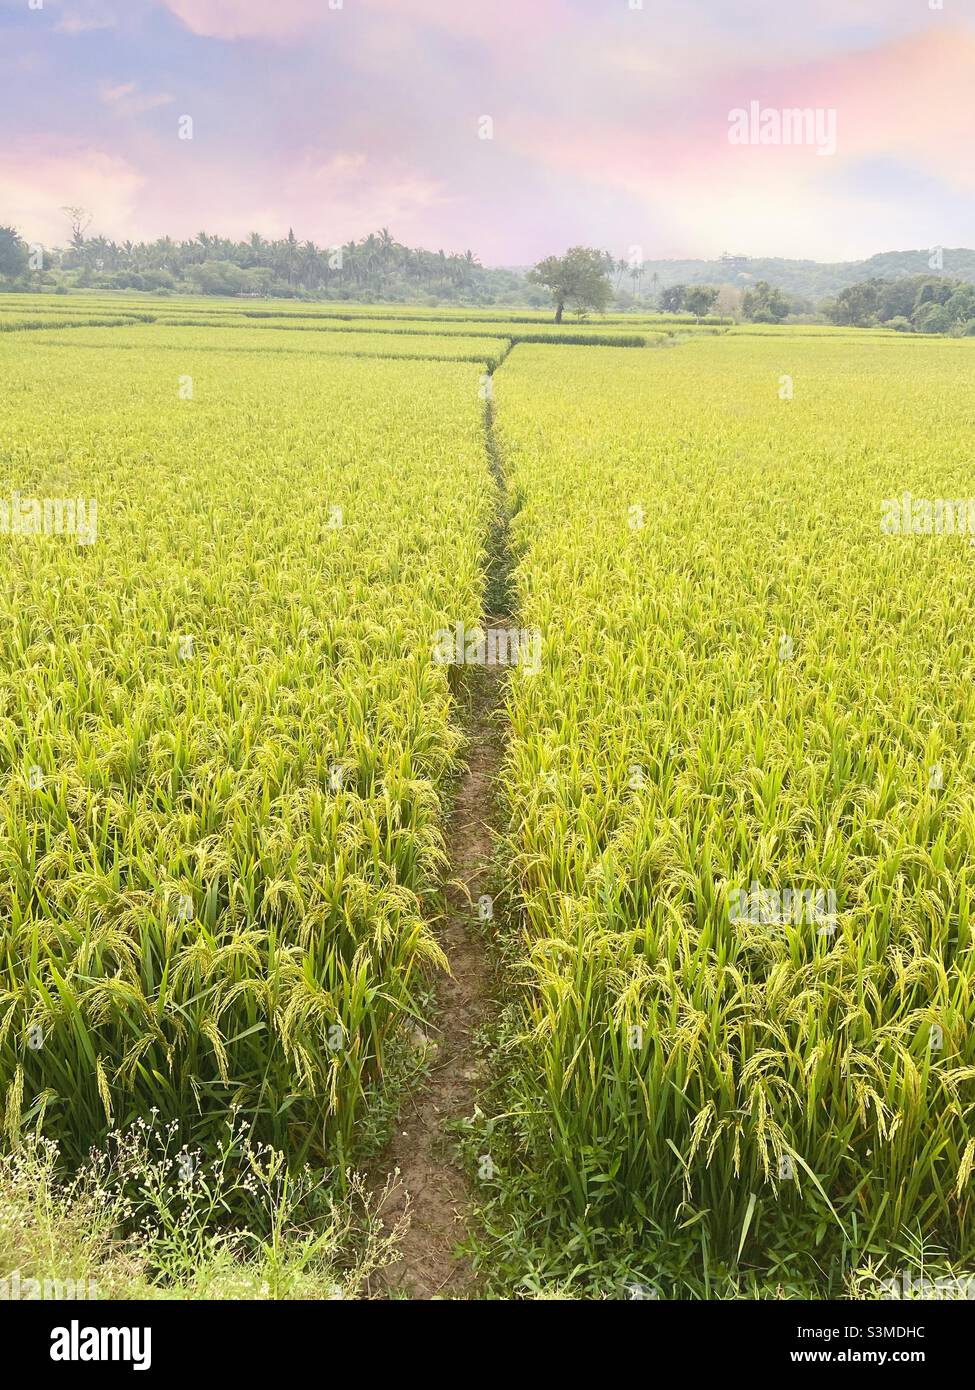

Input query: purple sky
[2,0,973,263]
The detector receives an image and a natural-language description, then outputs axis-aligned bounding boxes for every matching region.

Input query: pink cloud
[7,1,973,262]
[162,0,326,40]
[99,80,136,102]
[284,150,452,244]
[98,80,176,114]
[817,27,974,184]
[163,0,559,43]
[56,15,118,35]
[510,26,975,218]
[0,141,146,247]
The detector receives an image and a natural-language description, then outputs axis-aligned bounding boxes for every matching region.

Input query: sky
[1,0,973,265]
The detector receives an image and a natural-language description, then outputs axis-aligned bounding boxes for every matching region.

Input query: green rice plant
[153,315,655,348]
[0,313,156,331]
[0,339,493,1166]
[7,295,974,1298]
[489,334,975,1283]
[19,323,512,368]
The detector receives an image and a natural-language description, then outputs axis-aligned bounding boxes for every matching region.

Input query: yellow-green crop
[0,337,491,1165]
[4,296,975,1296]
[492,334,975,1280]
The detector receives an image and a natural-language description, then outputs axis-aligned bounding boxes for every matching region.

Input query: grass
[0,1116,404,1299]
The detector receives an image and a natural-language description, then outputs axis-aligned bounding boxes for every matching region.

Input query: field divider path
[374,334,676,1297]
[374,366,513,1300]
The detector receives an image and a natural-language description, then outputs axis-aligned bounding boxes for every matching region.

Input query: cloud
[161,0,332,40]
[818,27,975,188]
[56,15,117,34]
[98,80,176,113]
[0,141,146,246]
[500,23,975,259]
[6,0,974,261]
[99,80,136,103]
[283,151,452,244]
[161,0,560,43]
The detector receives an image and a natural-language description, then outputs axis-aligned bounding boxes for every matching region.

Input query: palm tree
[284,227,298,288]
[342,240,359,286]
[377,227,396,288]
[300,240,320,291]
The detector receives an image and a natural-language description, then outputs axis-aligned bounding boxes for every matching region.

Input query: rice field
[2,295,974,1297]
[0,330,491,1166]
[0,312,156,331]
[490,336,975,1289]
[18,323,514,368]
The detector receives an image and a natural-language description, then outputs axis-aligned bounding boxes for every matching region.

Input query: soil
[376,661,503,1298]
[373,390,513,1300]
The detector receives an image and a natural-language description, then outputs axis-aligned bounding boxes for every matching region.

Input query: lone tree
[528,246,612,323]
[61,206,92,249]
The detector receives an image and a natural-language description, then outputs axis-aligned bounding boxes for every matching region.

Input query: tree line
[0,222,529,305]
[819,275,975,334]
[2,222,974,333]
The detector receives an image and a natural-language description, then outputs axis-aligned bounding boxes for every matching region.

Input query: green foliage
[5,301,975,1302]
[488,334,975,1287]
[0,1119,404,1298]
[658,283,687,313]
[0,227,29,282]
[742,280,789,323]
[822,274,975,334]
[3,222,524,305]
[0,335,493,1166]
[681,285,718,318]
[914,302,953,334]
[527,248,613,322]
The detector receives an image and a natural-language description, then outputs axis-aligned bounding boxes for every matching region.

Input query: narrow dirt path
[375,388,511,1300]
[377,664,501,1298]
